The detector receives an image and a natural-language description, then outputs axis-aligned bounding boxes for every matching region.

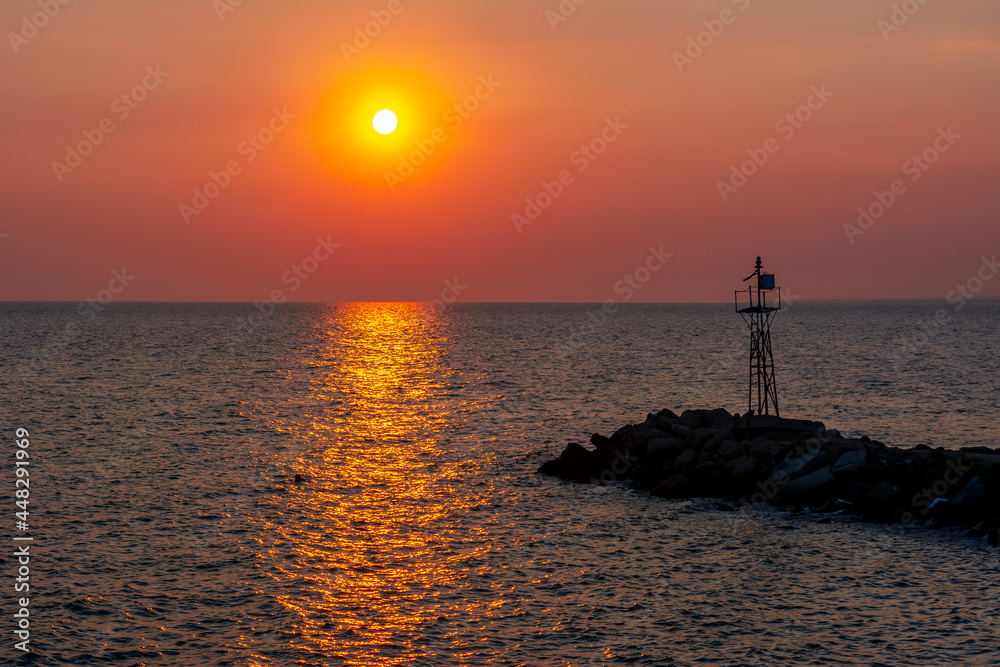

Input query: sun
[311,66,459,188]
[373,109,397,135]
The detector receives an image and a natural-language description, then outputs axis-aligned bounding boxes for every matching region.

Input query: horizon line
[3,298,999,305]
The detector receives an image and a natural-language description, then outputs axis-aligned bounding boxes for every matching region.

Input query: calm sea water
[1,302,998,666]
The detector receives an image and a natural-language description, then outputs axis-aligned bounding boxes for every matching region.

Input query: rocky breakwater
[537,408,1000,544]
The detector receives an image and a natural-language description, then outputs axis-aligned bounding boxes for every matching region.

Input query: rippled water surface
[2,302,998,666]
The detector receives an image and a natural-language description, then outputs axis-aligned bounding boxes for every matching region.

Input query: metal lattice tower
[734,256,781,417]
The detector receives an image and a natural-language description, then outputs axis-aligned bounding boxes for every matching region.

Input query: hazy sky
[2,0,998,302]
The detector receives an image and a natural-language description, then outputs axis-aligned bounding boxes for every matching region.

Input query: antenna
[734,256,780,417]
[743,255,762,282]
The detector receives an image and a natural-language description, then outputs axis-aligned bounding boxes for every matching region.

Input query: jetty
[537,407,1000,544]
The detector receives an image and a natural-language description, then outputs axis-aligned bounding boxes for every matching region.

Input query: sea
[1,301,998,666]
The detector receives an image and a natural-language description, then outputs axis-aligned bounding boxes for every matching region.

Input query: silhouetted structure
[735,256,781,417]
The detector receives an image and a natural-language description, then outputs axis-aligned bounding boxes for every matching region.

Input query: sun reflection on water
[255,303,495,665]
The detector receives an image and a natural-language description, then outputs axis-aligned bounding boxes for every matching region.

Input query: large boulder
[952,476,988,505]
[772,449,833,482]
[749,438,776,462]
[631,424,666,446]
[609,424,632,445]
[679,410,703,429]
[647,437,683,460]
[717,440,748,462]
[866,481,901,508]
[591,433,611,449]
[833,449,867,474]
[779,466,836,500]
[705,407,732,427]
[536,442,594,482]
[669,423,692,438]
[673,447,699,472]
[727,454,759,481]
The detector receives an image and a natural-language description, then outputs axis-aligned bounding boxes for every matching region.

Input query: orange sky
[1,0,998,302]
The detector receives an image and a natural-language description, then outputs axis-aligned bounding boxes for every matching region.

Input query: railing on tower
[734,256,781,417]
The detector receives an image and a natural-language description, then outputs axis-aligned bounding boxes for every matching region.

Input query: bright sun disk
[373,109,397,135]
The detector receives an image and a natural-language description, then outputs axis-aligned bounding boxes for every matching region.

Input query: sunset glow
[5,3,1000,664]
[373,109,398,135]
[1,1,997,303]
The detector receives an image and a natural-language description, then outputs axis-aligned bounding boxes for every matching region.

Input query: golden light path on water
[254,303,501,665]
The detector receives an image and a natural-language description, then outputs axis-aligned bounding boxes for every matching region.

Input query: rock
[770,450,831,484]
[969,521,991,537]
[693,429,715,449]
[700,436,722,456]
[689,460,718,479]
[627,439,649,459]
[651,474,688,498]
[727,454,758,481]
[679,410,702,428]
[717,440,747,461]
[749,438,775,461]
[609,424,631,444]
[647,437,683,460]
[866,481,901,505]
[705,408,732,427]
[960,446,996,455]
[591,433,611,448]
[840,479,873,505]
[952,476,988,505]
[673,447,698,472]
[833,449,867,474]
[539,407,1000,543]
[670,423,692,438]
[780,466,836,499]
[536,460,561,476]
[631,424,666,446]
[537,442,594,481]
